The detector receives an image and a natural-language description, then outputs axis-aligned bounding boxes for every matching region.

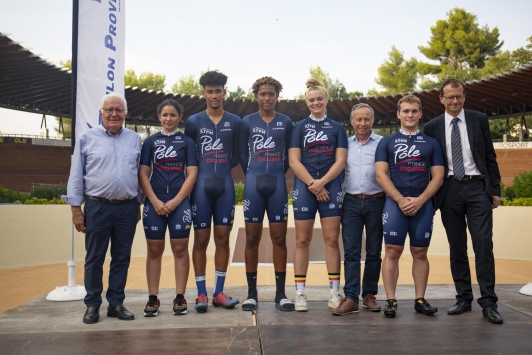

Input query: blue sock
[195,275,207,297]
[213,270,226,298]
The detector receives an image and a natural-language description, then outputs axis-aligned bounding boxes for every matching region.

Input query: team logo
[394,144,420,164]
[143,204,149,218]
[284,216,288,220]
[183,209,192,223]
[425,232,430,238]
[200,136,223,155]
[301,207,308,212]
[382,212,388,225]
[151,226,158,231]
[252,135,275,153]
[223,217,228,223]
[284,203,288,215]
[324,122,330,125]
[185,225,191,229]
[277,122,283,126]
[191,204,197,217]
[303,129,328,147]
[337,192,342,203]
[231,205,235,217]
[201,223,207,228]
[253,218,258,221]
[243,199,250,212]
[390,231,397,236]
[292,189,298,201]
[275,215,280,221]
[329,203,335,209]
[175,224,182,230]
[224,122,230,127]
[230,220,234,224]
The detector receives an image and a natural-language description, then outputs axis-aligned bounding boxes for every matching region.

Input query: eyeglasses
[101,108,126,115]
[442,95,465,102]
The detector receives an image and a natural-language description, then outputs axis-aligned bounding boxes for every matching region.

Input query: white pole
[46,222,86,301]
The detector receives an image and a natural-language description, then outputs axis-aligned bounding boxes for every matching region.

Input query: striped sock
[295,275,306,293]
[213,270,226,298]
[195,275,207,297]
[328,273,340,294]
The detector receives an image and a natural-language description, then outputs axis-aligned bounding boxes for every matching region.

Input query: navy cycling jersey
[375,131,444,197]
[184,111,240,177]
[289,116,348,176]
[239,112,292,175]
[140,131,198,194]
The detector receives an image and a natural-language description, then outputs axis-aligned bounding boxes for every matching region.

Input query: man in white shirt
[424,78,503,324]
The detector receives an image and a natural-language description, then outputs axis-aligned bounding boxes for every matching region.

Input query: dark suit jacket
[423,109,501,210]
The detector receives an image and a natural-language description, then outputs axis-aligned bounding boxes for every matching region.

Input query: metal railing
[0,133,71,140]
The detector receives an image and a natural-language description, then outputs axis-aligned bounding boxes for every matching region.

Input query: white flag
[75,0,125,140]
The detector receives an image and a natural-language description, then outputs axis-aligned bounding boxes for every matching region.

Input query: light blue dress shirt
[64,125,142,206]
[343,131,383,195]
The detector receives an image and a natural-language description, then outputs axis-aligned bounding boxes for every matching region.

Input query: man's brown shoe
[363,294,381,312]
[332,297,359,316]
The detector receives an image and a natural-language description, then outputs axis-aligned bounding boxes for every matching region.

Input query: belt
[86,196,136,205]
[448,175,485,181]
[345,192,385,199]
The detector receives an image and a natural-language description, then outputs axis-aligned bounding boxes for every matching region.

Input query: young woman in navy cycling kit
[289,79,348,311]
[239,77,294,312]
[139,99,198,316]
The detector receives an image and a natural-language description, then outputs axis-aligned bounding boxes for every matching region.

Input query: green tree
[59,59,72,70]
[369,46,419,95]
[302,66,356,99]
[171,74,202,96]
[419,8,503,71]
[124,69,166,91]
[228,85,254,99]
[417,8,503,89]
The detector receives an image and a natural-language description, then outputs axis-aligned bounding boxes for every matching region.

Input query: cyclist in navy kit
[184,71,240,312]
[239,77,294,312]
[289,79,348,312]
[375,94,444,318]
[139,99,198,317]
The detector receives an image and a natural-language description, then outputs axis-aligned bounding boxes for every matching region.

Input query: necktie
[451,117,465,180]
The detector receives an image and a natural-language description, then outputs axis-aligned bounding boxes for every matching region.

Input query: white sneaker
[295,292,308,312]
[328,292,343,309]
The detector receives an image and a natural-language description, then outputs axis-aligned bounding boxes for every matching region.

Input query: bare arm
[402,166,444,215]
[139,165,170,215]
[289,148,315,185]
[165,166,198,212]
[308,148,347,194]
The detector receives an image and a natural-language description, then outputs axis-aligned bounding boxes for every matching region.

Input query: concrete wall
[0,205,531,269]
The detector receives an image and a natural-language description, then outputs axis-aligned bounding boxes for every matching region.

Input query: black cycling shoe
[383,299,397,318]
[414,298,438,316]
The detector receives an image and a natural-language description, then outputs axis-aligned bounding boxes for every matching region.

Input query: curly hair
[251,76,283,95]
[157,99,184,116]
[199,70,228,88]
[304,78,328,100]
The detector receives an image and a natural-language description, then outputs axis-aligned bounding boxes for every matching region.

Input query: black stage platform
[0,286,531,354]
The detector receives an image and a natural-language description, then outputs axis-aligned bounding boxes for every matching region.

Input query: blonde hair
[397,94,422,112]
[304,78,328,100]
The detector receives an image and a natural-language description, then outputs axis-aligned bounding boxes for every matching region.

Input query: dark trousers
[83,198,138,307]
[341,194,385,302]
[440,178,498,308]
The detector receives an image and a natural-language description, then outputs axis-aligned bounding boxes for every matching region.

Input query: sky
[1,0,531,135]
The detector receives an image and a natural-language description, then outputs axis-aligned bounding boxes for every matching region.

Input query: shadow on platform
[0,285,530,354]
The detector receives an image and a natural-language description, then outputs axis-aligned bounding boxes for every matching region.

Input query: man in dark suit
[424,78,503,324]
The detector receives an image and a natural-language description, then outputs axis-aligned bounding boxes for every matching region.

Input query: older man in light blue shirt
[332,103,385,316]
[64,93,141,324]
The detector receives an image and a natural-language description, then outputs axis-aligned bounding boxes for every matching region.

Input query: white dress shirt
[444,109,481,176]
[343,131,383,195]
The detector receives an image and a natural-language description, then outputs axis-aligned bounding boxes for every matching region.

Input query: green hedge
[501,198,532,206]
[512,171,532,198]
[30,184,67,200]
[0,186,29,203]
[23,197,66,205]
